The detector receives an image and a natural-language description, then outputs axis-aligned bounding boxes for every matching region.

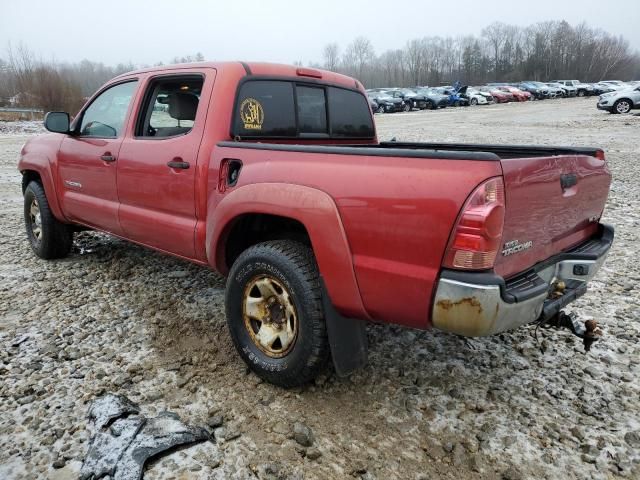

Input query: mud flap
[321,279,368,377]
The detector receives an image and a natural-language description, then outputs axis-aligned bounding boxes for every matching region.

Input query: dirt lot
[1,98,639,480]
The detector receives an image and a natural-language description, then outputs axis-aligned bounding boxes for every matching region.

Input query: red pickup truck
[19,62,613,387]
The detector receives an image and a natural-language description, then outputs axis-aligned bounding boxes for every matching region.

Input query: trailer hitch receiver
[543,311,602,352]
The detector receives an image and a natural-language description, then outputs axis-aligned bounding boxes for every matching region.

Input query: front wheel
[225,240,330,387]
[24,181,72,259]
[577,90,585,97]
[376,105,385,114]
[470,98,478,106]
[613,99,632,114]
[403,102,411,112]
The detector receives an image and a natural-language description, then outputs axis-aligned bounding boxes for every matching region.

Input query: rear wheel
[376,105,385,114]
[613,99,632,114]
[24,181,73,259]
[577,90,585,97]
[225,240,330,387]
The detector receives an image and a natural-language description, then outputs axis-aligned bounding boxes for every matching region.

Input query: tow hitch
[536,281,603,352]
[543,312,602,352]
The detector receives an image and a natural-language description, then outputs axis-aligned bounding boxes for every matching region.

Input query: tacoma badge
[502,239,533,256]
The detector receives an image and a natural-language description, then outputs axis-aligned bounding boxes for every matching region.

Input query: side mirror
[44,112,70,134]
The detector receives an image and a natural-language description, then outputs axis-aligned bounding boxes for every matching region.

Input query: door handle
[100,154,116,162]
[167,160,190,169]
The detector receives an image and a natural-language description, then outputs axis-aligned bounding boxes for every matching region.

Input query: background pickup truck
[19,62,613,387]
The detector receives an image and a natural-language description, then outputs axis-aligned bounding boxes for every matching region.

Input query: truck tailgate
[495,154,611,278]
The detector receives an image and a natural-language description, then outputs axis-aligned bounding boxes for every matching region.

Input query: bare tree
[482,22,509,79]
[343,37,375,81]
[323,43,340,71]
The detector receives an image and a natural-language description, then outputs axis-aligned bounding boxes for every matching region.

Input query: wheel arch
[19,162,66,222]
[207,183,369,319]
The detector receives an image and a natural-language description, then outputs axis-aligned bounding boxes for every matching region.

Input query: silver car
[597,85,640,114]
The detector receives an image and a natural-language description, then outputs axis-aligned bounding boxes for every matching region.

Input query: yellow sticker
[240,98,264,130]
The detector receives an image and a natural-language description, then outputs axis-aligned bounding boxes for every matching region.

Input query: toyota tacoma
[19,62,614,387]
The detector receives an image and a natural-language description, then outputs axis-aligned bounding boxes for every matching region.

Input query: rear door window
[137,76,204,138]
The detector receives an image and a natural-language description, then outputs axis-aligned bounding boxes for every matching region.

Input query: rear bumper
[431,224,614,337]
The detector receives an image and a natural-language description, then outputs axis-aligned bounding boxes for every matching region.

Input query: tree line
[0,20,638,113]
[0,44,204,112]
[319,20,639,88]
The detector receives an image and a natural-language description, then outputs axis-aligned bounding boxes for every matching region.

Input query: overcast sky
[1,0,638,66]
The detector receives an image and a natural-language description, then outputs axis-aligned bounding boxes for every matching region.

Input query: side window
[80,81,137,138]
[328,87,375,138]
[297,86,327,134]
[138,76,204,138]
[234,81,296,137]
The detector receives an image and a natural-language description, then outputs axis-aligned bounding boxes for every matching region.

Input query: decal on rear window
[240,98,264,130]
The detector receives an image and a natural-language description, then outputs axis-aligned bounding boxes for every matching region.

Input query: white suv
[553,80,595,97]
[597,85,640,114]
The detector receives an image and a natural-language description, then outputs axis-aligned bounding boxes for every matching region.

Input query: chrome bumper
[431,225,613,337]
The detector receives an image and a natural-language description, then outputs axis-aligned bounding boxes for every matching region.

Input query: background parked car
[526,81,560,98]
[460,86,490,105]
[498,86,530,101]
[554,80,595,96]
[591,82,616,94]
[369,97,379,113]
[367,91,404,113]
[597,83,640,114]
[415,87,450,109]
[480,86,513,103]
[387,88,429,110]
[517,82,548,99]
[547,82,577,97]
[434,87,469,106]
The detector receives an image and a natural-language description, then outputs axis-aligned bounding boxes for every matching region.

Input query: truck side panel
[208,146,502,329]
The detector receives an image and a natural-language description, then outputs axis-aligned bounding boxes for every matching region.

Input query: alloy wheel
[242,274,298,358]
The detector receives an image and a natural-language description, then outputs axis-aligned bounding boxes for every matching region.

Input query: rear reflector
[443,177,505,270]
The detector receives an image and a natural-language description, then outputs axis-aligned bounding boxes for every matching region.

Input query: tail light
[443,177,505,270]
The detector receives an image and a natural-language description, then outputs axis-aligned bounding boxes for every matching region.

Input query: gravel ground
[1,98,639,480]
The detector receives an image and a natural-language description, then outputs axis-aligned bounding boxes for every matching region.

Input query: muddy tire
[24,181,72,259]
[225,240,329,387]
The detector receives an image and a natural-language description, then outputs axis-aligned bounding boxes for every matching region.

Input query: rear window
[297,86,327,134]
[233,80,374,139]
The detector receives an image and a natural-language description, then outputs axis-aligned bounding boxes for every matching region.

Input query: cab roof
[113,61,362,90]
